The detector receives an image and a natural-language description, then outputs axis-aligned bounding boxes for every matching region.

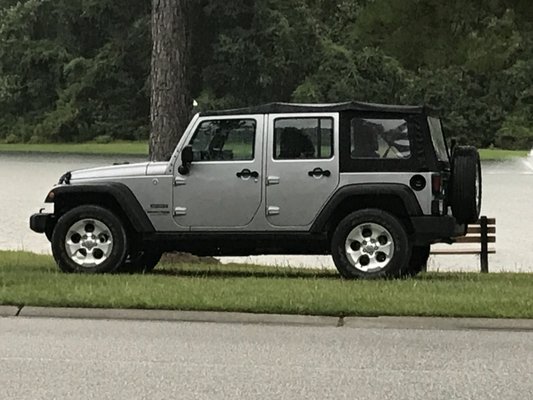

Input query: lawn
[0,142,530,161]
[478,148,529,161]
[1,251,532,319]
[0,141,148,156]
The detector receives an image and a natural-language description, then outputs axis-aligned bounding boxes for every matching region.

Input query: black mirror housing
[178,145,193,175]
[182,145,193,164]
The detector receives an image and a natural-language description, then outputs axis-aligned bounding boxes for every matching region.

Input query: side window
[189,119,256,161]
[350,118,411,159]
[274,118,333,160]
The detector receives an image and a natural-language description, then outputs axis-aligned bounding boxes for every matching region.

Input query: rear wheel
[405,245,430,277]
[51,205,127,273]
[331,209,411,279]
[120,249,163,274]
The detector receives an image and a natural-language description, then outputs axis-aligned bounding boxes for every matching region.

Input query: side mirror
[178,145,193,175]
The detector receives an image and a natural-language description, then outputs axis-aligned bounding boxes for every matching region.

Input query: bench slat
[467,226,496,234]
[431,248,496,255]
[455,236,496,244]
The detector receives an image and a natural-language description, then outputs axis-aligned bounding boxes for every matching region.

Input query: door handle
[266,176,280,186]
[236,169,259,179]
[308,168,331,178]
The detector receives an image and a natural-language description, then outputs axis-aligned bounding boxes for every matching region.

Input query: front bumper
[30,213,54,234]
[411,215,465,245]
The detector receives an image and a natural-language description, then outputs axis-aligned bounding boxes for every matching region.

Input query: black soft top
[200,101,433,117]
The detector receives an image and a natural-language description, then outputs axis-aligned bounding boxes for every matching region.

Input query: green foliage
[0,0,150,143]
[493,58,533,149]
[496,108,533,149]
[292,45,409,104]
[198,0,324,106]
[0,0,532,149]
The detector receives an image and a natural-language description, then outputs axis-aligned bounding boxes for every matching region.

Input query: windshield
[428,117,449,162]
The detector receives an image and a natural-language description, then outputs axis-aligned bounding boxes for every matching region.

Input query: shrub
[28,135,46,144]
[94,135,113,144]
[5,133,20,144]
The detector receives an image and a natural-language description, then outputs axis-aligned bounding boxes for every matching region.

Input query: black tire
[120,249,163,274]
[405,245,430,277]
[51,205,128,274]
[331,209,411,279]
[450,146,482,224]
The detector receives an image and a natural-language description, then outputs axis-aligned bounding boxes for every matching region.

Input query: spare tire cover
[450,146,482,224]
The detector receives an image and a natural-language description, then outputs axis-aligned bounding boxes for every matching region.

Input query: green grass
[1,251,533,318]
[0,142,530,161]
[0,141,148,156]
[478,148,529,161]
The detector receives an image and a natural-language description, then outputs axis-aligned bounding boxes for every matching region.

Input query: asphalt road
[1,318,532,400]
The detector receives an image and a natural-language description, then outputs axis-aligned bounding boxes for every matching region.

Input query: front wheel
[51,205,128,274]
[331,209,411,279]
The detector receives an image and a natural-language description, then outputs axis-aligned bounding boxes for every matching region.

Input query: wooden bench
[429,216,496,273]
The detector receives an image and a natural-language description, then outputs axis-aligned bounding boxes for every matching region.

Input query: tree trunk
[149,0,192,161]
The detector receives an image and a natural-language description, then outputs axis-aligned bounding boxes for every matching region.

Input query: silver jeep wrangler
[30,102,482,278]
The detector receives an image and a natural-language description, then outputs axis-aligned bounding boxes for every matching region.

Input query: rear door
[265,113,339,227]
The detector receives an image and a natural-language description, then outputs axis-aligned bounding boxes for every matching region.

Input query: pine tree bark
[149,0,192,161]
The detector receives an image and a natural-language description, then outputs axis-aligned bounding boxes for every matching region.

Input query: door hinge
[267,206,280,216]
[174,177,186,186]
[173,207,187,216]
[266,176,280,186]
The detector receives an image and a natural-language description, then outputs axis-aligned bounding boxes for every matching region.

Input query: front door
[173,116,263,228]
[266,113,339,227]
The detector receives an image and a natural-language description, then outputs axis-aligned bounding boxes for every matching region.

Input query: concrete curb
[8,307,533,331]
[18,307,340,327]
[343,316,533,332]
[0,306,19,317]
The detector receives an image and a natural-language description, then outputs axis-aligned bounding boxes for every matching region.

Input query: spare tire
[450,146,482,224]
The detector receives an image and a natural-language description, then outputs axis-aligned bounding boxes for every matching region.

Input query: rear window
[350,118,411,159]
[428,117,449,162]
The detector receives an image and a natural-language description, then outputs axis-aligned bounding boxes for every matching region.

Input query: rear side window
[350,118,411,159]
[274,118,333,160]
[428,117,449,162]
[190,119,256,161]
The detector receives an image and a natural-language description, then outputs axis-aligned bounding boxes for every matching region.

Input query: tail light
[432,174,442,195]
